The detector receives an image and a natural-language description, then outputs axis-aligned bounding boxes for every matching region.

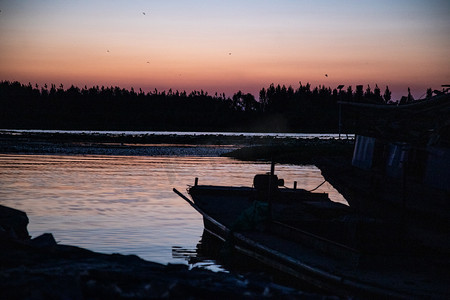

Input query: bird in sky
[325,74,328,77]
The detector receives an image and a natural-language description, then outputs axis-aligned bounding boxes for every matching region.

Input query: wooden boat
[173,166,450,298]
[325,90,450,227]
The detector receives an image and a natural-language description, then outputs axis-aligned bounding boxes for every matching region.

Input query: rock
[0,204,332,299]
[0,205,30,240]
[30,233,57,248]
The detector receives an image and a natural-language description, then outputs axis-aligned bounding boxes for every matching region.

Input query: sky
[0,0,449,100]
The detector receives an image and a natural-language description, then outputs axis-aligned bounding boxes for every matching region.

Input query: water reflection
[0,154,346,268]
[172,237,230,273]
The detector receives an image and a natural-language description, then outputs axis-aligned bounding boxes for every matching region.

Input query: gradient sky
[1,0,449,100]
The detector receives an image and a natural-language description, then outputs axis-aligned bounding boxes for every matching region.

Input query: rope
[308,180,327,192]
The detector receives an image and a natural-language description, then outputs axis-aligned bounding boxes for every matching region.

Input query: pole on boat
[270,160,275,176]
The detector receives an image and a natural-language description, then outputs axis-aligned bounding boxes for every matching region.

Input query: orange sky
[1,0,449,100]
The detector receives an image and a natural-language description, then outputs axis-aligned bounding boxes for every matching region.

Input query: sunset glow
[1,0,449,100]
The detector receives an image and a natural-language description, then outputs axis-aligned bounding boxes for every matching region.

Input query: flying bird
[143,12,145,15]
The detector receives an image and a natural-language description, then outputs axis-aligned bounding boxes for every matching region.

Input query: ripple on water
[0,154,347,269]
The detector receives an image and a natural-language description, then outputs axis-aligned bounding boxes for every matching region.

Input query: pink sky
[1,0,449,100]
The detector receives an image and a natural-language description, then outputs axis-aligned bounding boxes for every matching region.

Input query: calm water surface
[0,154,346,270]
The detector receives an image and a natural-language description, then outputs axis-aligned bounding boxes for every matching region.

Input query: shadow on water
[172,230,332,295]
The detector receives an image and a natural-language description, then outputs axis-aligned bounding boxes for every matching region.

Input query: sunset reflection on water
[0,154,346,266]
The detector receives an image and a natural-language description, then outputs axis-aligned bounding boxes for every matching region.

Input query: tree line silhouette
[0,80,424,132]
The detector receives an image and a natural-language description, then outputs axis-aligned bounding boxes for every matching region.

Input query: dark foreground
[0,205,337,299]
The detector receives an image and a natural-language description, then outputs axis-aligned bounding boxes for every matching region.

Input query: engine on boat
[253,174,284,201]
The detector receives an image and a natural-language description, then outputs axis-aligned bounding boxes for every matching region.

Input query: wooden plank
[269,221,360,266]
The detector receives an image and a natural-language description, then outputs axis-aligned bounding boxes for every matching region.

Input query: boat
[317,88,450,230]
[173,162,450,298]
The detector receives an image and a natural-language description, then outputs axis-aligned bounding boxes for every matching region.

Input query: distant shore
[0,130,354,163]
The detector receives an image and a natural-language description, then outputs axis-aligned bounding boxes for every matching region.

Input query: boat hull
[175,186,449,298]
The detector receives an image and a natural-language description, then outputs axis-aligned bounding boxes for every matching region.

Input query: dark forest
[0,81,418,132]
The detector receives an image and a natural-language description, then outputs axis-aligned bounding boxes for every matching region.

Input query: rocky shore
[0,132,238,156]
[1,205,336,299]
[222,141,353,164]
[0,131,353,161]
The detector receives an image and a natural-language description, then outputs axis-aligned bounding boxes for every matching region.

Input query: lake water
[0,153,347,271]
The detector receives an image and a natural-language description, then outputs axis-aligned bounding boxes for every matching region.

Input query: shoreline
[0,131,354,163]
[0,204,331,299]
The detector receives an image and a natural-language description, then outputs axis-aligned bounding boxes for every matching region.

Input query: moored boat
[174,164,450,298]
[319,89,450,228]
